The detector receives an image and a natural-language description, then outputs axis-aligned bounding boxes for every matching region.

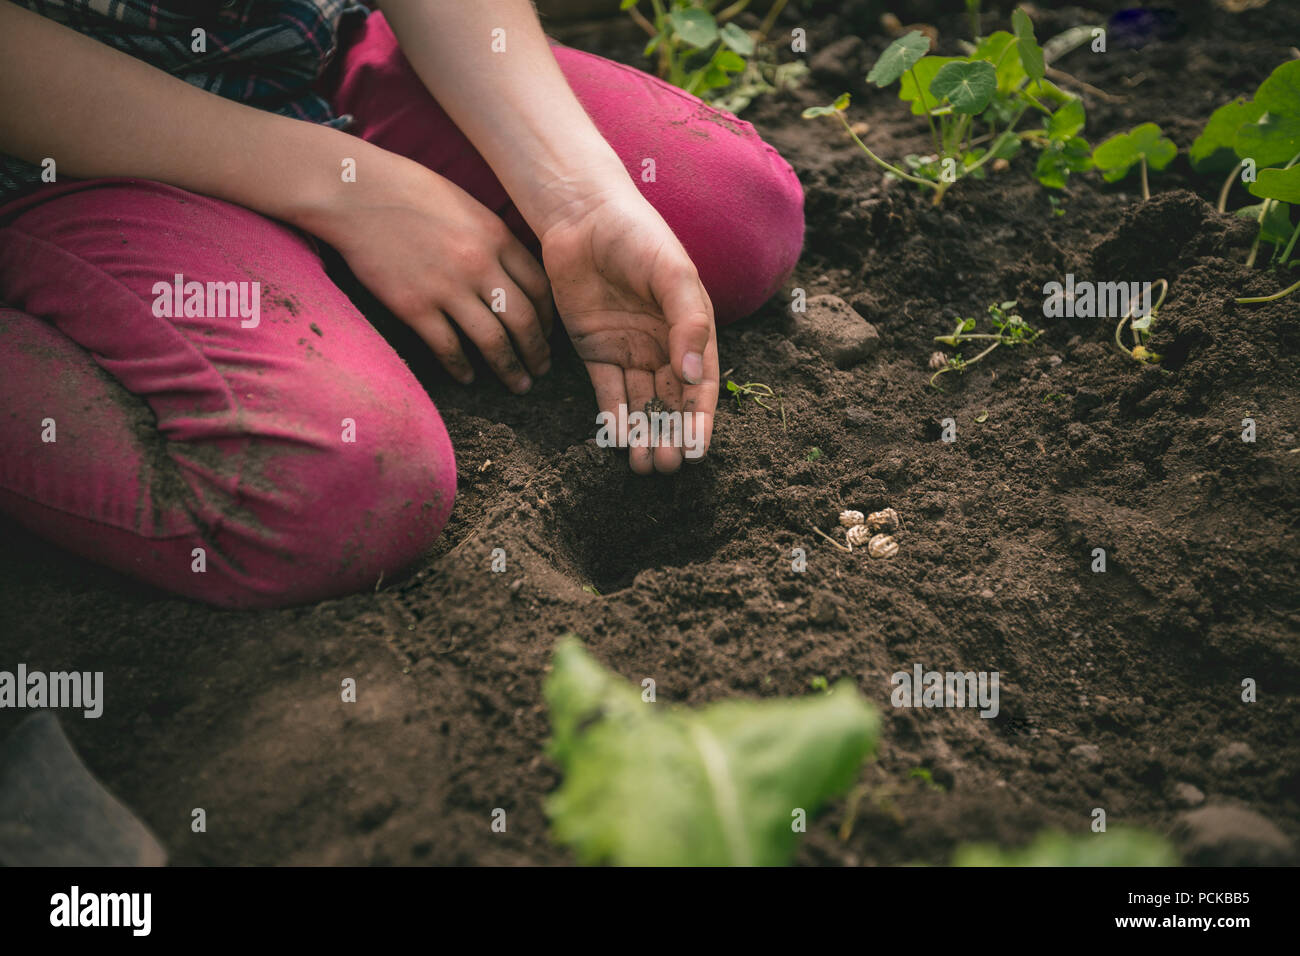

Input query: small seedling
[803,11,1096,204]
[1091,123,1177,200]
[810,675,830,693]
[805,447,822,462]
[622,0,785,97]
[726,379,788,429]
[909,767,946,792]
[1113,278,1169,364]
[930,300,1042,388]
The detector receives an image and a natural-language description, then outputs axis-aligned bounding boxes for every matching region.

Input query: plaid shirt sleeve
[0,0,370,204]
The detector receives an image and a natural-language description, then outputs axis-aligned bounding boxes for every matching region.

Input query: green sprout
[1091,122,1177,200]
[930,300,1042,388]
[810,675,830,693]
[1113,278,1169,364]
[725,379,788,429]
[805,447,822,462]
[803,11,1093,204]
[621,0,788,98]
[909,767,946,791]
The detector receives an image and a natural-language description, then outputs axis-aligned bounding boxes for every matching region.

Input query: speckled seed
[929,351,948,370]
[867,534,899,559]
[839,510,865,528]
[866,507,900,533]
[845,524,872,548]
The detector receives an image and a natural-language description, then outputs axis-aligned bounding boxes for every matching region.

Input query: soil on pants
[1,1,1297,865]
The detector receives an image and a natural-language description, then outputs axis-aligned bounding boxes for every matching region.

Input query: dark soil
[2,1,1298,865]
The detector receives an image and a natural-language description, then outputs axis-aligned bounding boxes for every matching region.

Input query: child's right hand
[308,151,554,393]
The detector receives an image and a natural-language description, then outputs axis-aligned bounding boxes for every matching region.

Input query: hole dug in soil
[544,457,733,594]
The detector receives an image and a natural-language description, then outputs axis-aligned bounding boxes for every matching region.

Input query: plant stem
[1236,277,1300,304]
[908,65,943,158]
[1139,155,1150,201]
[1280,216,1300,266]
[757,0,788,39]
[1217,165,1236,214]
[836,114,943,191]
[1246,152,1300,268]
[627,3,657,37]
[1114,277,1168,357]
[963,111,1026,177]
[715,0,751,23]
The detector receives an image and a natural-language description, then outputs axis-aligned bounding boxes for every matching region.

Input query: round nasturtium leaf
[668,8,718,49]
[719,21,754,57]
[1093,123,1176,180]
[1190,98,1265,171]
[866,30,931,87]
[1236,113,1300,170]
[1254,60,1300,117]
[1249,165,1300,205]
[1129,123,1178,170]
[929,60,997,115]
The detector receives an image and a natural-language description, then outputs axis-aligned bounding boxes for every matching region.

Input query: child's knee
[187,398,457,609]
[686,126,805,325]
[555,48,804,324]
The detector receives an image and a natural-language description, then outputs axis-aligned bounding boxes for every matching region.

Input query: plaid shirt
[0,0,369,203]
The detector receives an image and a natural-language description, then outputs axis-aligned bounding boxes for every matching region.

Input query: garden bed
[1,0,1297,865]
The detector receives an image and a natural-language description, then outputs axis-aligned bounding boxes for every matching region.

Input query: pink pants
[0,14,804,608]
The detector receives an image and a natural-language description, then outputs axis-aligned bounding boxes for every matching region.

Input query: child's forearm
[0,2,383,232]
[381,0,633,235]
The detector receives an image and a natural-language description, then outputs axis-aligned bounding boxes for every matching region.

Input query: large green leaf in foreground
[545,637,879,866]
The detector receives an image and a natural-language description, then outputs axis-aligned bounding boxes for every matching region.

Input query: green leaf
[1254,60,1300,117]
[801,92,850,119]
[1237,201,1294,246]
[898,56,959,114]
[1250,165,1300,204]
[1092,123,1176,181]
[1046,98,1085,142]
[929,60,997,115]
[1190,98,1264,172]
[1130,122,1177,170]
[719,21,754,57]
[866,30,931,87]
[971,31,1026,94]
[669,8,718,49]
[714,48,747,72]
[1011,8,1045,81]
[954,828,1178,867]
[1236,112,1300,169]
[1035,149,1069,189]
[620,0,638,9]
[545,637,880,866]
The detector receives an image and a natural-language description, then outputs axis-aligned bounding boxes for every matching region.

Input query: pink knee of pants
[331,13,805,324]
[0,181,456,608]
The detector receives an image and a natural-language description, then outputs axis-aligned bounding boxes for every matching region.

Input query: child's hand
[315,153,554,393]
[539,183,719,474]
